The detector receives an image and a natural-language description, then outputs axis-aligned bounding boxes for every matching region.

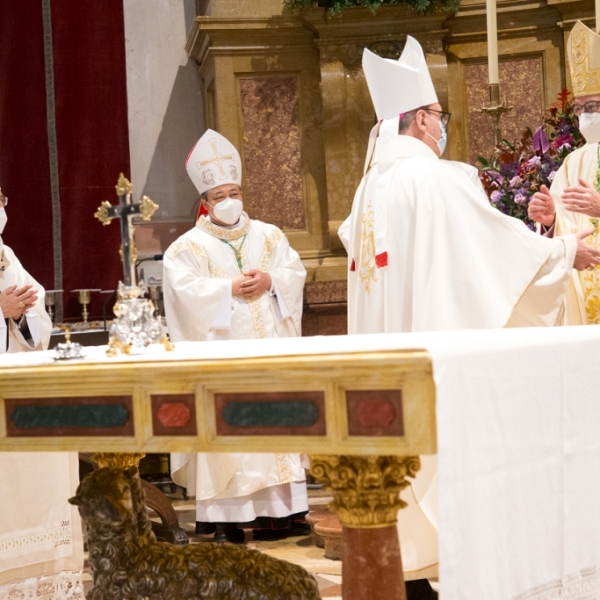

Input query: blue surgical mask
[425,113,447,156]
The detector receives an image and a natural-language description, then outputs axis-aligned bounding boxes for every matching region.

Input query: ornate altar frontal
[0,337,435,456]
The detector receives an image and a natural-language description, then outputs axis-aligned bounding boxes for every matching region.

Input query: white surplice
[341,132,577,579]
[548,142,600,325]
[163,213,308,521]
[0,245,83,598]
[0,243,52,353]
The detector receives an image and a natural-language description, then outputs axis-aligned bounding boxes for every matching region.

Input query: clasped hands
[231,270,272,298]
[0,284,38,319]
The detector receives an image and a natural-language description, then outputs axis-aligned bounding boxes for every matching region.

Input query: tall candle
[596,0,600,33]
[486,0,499,85]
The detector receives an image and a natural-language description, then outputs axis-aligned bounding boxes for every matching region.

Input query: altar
[2,326,600,600]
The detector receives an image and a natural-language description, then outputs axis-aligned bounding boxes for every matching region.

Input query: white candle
[486,0,499,85]
[596,0,600,33]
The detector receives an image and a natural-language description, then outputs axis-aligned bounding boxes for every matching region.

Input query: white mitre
[363,36,438,120]
[186,129,242,195]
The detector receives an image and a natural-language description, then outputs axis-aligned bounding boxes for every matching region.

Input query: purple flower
[548,170,557,182]
[509,176,522,187]
[533,127,550,153]
[490,190,502,203]
[527,156,542,167]
[514,193,527,205]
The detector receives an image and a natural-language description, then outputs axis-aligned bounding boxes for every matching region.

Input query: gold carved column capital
[91,453,146,469]
[309,454,420,529]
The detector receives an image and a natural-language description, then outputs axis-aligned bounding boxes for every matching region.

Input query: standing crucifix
[94,174,158,286]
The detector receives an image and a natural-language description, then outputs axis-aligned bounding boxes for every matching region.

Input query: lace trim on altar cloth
[0,521,73,559]
[513,564,600,600]
[0,570,84,600]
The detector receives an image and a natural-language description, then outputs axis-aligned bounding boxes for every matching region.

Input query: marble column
[310,455,421,600]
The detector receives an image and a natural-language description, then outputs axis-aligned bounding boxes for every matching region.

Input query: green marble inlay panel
[11,404,129,429]
[223,400,319,428]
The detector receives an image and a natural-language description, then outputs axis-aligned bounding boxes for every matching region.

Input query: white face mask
[0,208,7,235]
[212,197,243,226]
[578,112,600,144]
[425,113,447,156]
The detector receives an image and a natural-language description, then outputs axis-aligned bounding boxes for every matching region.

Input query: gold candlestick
[479,83,513,146]
[45,289,63,324]
[71,289,101,325]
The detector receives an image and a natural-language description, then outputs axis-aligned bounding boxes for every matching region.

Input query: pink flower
[548,171,557,182]
[527,156,542,167]
[514,193,527,205]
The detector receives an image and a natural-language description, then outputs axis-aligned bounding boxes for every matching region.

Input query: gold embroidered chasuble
[163,213,305,342]
[163,213,307,505]
[550,142,600,324]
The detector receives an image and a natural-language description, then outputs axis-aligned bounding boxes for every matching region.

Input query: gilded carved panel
[465,57,544,165]
[239,76,305,230]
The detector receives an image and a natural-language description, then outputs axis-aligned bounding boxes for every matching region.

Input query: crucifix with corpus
[94,174,158,286]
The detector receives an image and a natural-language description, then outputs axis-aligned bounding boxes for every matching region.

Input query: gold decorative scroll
[309,455,421,528]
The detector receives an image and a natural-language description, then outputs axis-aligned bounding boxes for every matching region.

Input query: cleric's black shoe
[195,521,216,535]
[213,524,246,544]
[406,579,438,600]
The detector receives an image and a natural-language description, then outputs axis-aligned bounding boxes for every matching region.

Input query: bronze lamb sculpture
[69,466,321,600]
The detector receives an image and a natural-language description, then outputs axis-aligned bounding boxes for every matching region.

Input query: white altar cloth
[2,326,600,599]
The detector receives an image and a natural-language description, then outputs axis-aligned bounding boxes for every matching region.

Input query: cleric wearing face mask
[528,20,600,325]
[162,129,309,545]
[0,187,52,353]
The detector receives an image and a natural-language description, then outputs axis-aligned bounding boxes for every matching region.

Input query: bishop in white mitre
[528,20,600,325]
[163,130,308,541]
[0,188,83,598]
[339,37,600,589]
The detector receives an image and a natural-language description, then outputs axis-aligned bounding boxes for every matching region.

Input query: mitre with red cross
[186,129,242,196]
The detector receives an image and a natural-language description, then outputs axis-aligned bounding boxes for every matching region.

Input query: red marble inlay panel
[151,394,197,436]
[239,76,305,230]
[465,57,544,166]
[157,403,191,428]
[346,390,404,437]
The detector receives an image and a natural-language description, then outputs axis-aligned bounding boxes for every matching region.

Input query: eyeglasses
[425,109,451,127]
[572,101,600,116]
[0,190,7,208]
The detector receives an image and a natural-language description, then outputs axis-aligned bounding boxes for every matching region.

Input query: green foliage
[284,0,462,15]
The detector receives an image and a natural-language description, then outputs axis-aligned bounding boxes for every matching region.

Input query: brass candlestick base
[45,289,63,324]
[479,83,513,146]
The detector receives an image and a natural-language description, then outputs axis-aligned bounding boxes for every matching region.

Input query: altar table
[2,326,600,600]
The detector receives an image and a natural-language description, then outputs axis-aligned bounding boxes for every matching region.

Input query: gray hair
[398,105,435,133]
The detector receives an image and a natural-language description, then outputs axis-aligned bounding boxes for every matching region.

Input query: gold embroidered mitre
[568,21,600,98]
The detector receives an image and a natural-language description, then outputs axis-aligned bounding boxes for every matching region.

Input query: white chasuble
[345,135,576,335]
[343,134,576,579]
[549,142,600,325]
[0,244,53,354]
[163,214,307,518]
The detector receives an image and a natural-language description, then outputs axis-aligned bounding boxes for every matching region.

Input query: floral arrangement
[479,90,585,229]
[283,0,462,15]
